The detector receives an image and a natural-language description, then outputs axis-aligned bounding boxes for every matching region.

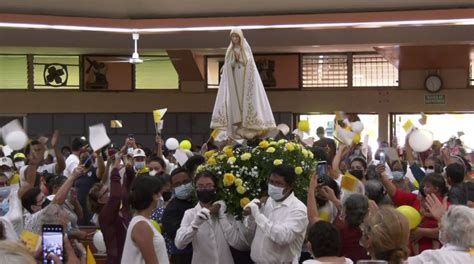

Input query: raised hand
[51,130,60,149]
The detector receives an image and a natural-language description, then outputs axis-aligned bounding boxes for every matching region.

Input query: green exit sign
[425,94,445,105]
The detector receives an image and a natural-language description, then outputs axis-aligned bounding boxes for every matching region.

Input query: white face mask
[268,183,286,201]
[149,170,157,176]
[425,169,435,174]
[14,161,25,170]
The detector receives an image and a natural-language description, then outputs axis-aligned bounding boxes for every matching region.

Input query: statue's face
[231,33,240,45]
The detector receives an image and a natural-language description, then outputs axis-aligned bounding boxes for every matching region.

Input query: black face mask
[162,191,173,202]
[349,169,364,180]
[196,189,217,204]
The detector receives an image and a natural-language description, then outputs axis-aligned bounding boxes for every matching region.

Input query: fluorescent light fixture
[0,18,473,33]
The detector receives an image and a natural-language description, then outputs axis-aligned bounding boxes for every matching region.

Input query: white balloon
[92,230,106,254]
[351,121,364,133]
[165,138,179,150]
[4,131,28,150]
[409,129,433,152]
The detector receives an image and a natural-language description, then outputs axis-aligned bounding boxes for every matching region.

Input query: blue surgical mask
[174,182,193,200]
[268,183,286,201]
[0,186,11,201]
[392,171,405,181]
[0,199,9,216]
[134,161,146,170]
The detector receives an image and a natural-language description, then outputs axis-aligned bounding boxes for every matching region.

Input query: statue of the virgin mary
[210,28,276,139]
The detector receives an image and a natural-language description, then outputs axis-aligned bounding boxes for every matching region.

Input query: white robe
[211,31,275,138]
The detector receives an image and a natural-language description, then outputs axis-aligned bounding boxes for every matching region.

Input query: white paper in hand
[174,149,189,167]
[89,123,111,152]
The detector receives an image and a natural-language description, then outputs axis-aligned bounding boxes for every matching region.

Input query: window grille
[352,54,398,87]
[302,54,348,88]
[33,55,80,89]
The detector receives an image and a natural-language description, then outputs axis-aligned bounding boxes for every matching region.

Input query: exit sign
[424,94,445,105]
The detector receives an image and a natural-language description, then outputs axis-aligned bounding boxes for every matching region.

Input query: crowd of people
[0,125,473,264]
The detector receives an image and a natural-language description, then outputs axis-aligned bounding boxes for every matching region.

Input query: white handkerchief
[89,123,111,152]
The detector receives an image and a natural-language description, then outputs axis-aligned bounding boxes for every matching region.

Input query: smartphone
[42,224,64,264]
[316,161,327,177]
[379,152,386,164]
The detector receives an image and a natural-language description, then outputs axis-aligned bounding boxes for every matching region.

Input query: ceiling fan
[99,33,177,64]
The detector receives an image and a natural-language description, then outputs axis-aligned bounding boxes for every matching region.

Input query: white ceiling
[0,0,473,19]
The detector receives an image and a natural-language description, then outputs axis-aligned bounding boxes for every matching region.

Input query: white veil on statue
[210,28,276,139]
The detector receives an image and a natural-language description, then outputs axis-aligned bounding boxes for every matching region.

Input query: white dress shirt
[247,192,308,264]
[175,203,249,264]
[63,154,80,178]
[407,244,474,264]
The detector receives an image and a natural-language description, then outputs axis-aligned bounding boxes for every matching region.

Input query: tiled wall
[19,112,294,150]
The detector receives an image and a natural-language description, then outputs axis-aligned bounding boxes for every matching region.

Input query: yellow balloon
[397,205,422,230]
[298,120,310,133]
[352,133,361,144]
[180,140,192,150]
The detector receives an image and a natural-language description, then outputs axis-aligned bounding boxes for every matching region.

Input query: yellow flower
[269,141,278,146]
[196,165,205,173]
[236,185,246,194]
[295,166,303,175]
[266,147,276,153]
[258,140,270,149]
[218,154,227,160]
[207,157,217,165]
[204,150,216,159]
[240,152,252,161]
[223,146,234,157]
[302,149,309,158]
[227,156,237,164]
[285,142,295,152]
[234,178,243,187]
[240,197,251,208]
[308,151,314,159]
[273,159,283,166]
[278,139,287,144]
[223,173,235,186]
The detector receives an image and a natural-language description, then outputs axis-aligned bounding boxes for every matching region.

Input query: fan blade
[46,74,55,82]
[57,69,65,76]
[55,76,62,84]
[48,67,56,74]
[99,60,130,63]
[142,58,181,62]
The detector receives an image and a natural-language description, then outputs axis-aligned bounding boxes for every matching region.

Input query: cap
[132,148,146,158]
[0,157,13,168]
[13,152,26,160]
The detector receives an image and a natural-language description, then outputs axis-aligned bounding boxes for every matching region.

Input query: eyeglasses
[196,185,215,191]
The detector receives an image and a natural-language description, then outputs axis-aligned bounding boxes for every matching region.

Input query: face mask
[14,161,25,170]
[425,169,435,174]
[349,169,364,180]
[174,183,193,200]
[149,170,157,176]
[196,189,217,204]
[134,161,146,170]
[392,171,405,181]
[81,156,93,168]
[0,199,9,216]
[0,186,11,200]
[162,191,173,202]
[268,183,286,201]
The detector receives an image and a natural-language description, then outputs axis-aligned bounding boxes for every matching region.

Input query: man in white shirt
[244,165,308,264]
[63,137,88,178]
[21,131,66,187]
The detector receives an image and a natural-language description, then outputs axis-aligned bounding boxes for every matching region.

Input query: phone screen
[316,161,327,177]
[42,225,64,264]
[379,153,386,164]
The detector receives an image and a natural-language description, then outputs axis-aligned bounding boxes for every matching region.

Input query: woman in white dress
[121,175,169,264]
[211,28,276,139]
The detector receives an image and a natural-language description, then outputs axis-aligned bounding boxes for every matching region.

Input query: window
[0,55,28,89]
[302,54,348,88]
[207,57,225,89]
[352,54,398,87]
[135,57,179,89]
[33,56,80,89]
[470,60,474,86]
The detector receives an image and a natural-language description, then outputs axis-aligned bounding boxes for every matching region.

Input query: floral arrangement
[198,139,316,217]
